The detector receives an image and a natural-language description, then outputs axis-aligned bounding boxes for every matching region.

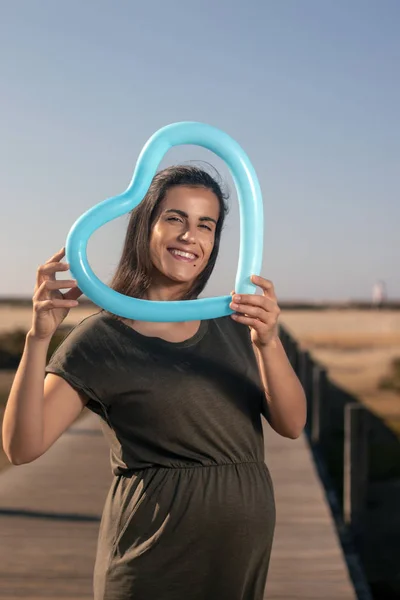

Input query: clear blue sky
[1,0,399,301]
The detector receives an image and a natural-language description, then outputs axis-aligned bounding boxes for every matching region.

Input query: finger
[42,279,77,291]
[231,313,269,331]
[45,247,66,265]
[36,261,70,287]
[251,275,277,300]
[34,298,79,312]
[34,279,77,301]
[230,302,278,322]
[43,262,71,274]
[231,294,278,313]
[37,262,70,279]
[64,286,83,301]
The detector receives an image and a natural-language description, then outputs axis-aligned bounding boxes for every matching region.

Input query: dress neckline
[100,311,209,349]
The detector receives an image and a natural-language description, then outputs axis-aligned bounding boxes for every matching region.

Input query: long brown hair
[106,165,229,307]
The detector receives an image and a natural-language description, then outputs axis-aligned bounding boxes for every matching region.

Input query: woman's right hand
[30,248,83,340]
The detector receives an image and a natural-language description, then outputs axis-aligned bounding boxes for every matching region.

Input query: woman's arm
[253,337,306,438]
[230,275,306,439]
[2,332,86,465]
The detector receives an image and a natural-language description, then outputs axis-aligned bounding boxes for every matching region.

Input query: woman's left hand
[229,275,281,348]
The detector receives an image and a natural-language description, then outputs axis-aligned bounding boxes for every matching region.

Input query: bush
[0,327,71,369]
[379,357,400,393]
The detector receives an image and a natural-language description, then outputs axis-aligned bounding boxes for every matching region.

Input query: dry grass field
[280,309,400,434]
[0,304,98,333]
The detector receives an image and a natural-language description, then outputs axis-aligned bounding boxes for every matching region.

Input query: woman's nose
[179,226,196,243]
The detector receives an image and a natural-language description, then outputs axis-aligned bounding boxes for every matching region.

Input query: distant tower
[372,280,387,309]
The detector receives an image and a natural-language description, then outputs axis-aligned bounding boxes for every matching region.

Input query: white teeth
[170,249,196,260]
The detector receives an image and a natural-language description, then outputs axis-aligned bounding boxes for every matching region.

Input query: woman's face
[149,185,220,290]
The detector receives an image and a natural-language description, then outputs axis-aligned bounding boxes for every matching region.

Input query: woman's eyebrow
[165,209,217,225]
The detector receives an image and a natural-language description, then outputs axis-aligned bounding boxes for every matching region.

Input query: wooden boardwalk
[0,412,356,600]
[265,425,356,599]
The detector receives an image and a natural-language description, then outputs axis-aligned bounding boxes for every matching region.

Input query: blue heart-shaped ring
[66,122,263,322]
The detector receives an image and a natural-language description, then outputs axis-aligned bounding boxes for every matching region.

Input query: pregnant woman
[3,165,306,599]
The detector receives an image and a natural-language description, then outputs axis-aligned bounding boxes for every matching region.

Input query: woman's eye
[167,217,182,223]
[199,224,212,231]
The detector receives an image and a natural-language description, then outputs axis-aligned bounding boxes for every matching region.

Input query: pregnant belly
[109,461,276,559]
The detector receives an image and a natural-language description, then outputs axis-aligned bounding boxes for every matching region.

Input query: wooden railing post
[299,350,311,395]
[291,339,299,372]
[311,364,327,445]
[343,403,369,537]
[279,326,287,350]
[285,335,298,371]
[299,350,313,429]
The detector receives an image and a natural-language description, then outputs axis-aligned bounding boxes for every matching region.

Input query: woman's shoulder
[61,309,109,339]
[51,310,115,357]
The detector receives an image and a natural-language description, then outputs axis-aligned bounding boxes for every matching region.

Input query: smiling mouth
[168,248,199,262]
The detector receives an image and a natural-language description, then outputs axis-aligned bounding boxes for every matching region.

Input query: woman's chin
[161,263,201,283]
[151,267,195,287]
[165,272,197,286]
[151,259,204,289]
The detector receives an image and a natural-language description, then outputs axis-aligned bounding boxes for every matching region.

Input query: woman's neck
[121,279,199,339]
[145,280,192,302]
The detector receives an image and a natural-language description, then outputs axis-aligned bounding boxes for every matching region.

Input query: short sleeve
[45,314,110,422]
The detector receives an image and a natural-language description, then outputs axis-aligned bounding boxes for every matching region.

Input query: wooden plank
[264,420,356,600]
[0,413,111,600]
[0,413,356,599]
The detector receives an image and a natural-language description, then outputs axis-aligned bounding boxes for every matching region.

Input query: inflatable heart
[65,122,263,322]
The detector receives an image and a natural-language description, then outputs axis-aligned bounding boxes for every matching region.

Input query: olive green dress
[45,310,276,600]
